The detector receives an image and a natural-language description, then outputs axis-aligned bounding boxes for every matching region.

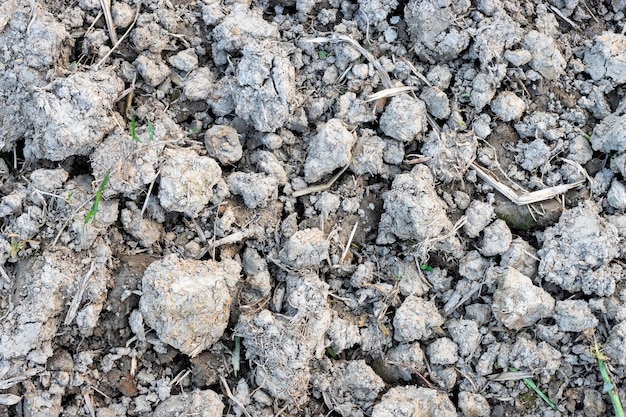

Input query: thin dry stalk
[93,4,140,70]
[99,0,118,44]
[292,163,351,198]
[220,376,252,417]
[471,162,584,205]
[64,260,96,325]
[487,370,534,381]
[340,222,358,263]
[365,86,419,102]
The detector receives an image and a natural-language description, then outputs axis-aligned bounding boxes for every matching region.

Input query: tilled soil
[2,0,626,416]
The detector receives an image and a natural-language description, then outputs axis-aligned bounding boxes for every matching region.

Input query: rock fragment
[492,267,555,330]
[304,118,356,183]
[372,386,456,417]
[139,254,241,357]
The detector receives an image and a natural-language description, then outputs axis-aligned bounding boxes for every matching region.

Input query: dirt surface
[2,0,626,416]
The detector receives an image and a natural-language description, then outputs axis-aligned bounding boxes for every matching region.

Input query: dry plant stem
[209,225,264,249]
[64,260,96,325]
[471,162,585,205]
[99,0,118,44]
[292,163,351,198]
[487,370,534,381]
[0,264,10,284]
[140,170,159,217]
[365,86,419,102]
[93,4,140,70]
[0,368,41,390]
[0,394,21,406]
[220,376,252,417]
[340,222,358,263]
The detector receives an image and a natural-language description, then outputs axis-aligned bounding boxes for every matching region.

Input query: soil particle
[279,227,329,269]
[584,32,626,83]
[554,299,599,332]
[376,164,455,248]
[310,359,385,417]
[139,254,240,357]
[492,267,555,330]
[304,118,357,183]
[379,94,427,143]
[152,389,224,417]
[458,391,491,417]
[157,148,222,218]
[479,219,513,256]
[426,337,459,365]
[392,294,444,342]
[490,91,526,122]
[371,386,456,417]
[538,201,621,296]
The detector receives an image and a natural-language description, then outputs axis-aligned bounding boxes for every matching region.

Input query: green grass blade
[509,367,559,412]
[131,115,140,143]
[598,356,625,417]
[147,118,154,141]
[84,169,111,227]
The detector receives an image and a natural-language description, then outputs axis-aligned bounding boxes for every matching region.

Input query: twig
[340,222,358,263]
[365,86,419,103]
[64,260,96,325]
[99,0,118,44]
[208,225,264,249]
[93,4,140,70]
[292,163,351,198]
[471,162,584,205]
[220,376,252,417]
[140,170,159,217]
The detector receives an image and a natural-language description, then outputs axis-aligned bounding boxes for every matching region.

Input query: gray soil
[2,0,626,416]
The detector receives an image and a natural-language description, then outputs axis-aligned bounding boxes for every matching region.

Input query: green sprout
[419,264,433,272]
[326,346,338,359]
[147,118,154,141]
[222,337,241,377]
[318,50,328,59]
[509,367,559,412]
[84,169,111,229]
[130,115,140,143]
[583,133,591,141]
[588,331,625,417]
